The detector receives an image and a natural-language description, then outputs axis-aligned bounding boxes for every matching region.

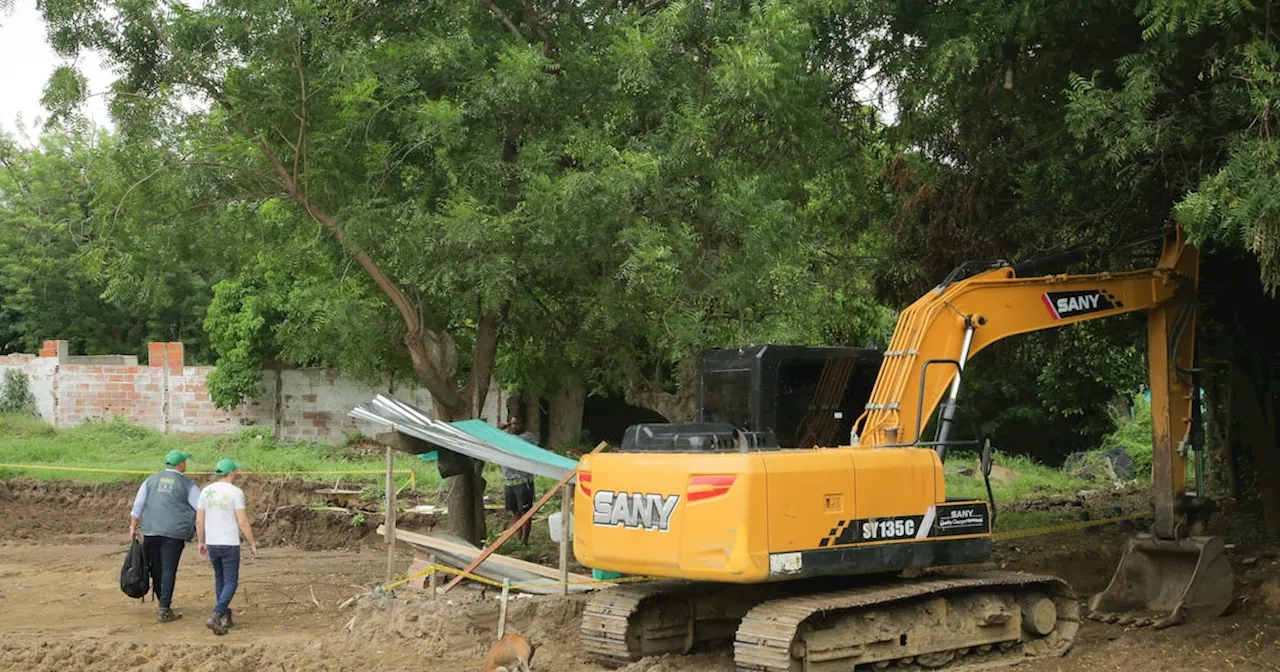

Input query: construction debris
[377,526,604,596]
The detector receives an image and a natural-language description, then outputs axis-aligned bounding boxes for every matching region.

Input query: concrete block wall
[0,340,504,442]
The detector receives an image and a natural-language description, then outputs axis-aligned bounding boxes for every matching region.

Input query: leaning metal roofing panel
[349,394,577,480]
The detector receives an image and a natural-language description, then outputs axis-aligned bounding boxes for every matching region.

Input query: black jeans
[143,535,186,609]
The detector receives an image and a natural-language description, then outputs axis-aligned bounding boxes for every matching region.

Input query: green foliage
[1100,395,1156,479]
[204,280,273,409]
[0,129,214,361]
[0,370,38,417]
[1064,0,1280,292]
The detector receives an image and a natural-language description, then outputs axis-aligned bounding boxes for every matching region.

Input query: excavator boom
[851,226,1230,627]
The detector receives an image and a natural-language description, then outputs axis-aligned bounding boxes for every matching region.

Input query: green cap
[164,450,191,467]
[215,458,240,476]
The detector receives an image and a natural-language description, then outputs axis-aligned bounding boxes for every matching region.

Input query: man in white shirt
[196,458,259,636]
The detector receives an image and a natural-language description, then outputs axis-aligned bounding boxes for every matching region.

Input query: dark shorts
[504,481,535,515]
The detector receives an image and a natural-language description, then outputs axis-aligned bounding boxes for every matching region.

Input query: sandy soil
[1,480,1278,672]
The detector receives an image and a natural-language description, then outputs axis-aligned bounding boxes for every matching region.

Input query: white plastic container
[548,510,574,544]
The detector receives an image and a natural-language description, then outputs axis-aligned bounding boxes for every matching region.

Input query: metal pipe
[935,322,976,462]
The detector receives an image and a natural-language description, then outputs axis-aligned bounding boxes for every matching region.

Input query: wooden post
[427,554,437,598]
[385,447,397,585]
[497,578,511,638]
[559,484,570,596]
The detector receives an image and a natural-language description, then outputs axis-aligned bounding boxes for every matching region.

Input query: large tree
[41,0,889,543]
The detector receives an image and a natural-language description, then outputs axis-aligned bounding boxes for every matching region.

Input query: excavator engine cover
[1088,534,1233,628]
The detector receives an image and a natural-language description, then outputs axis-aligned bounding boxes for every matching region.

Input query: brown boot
[157,607,182,623]
[220,610,234,629]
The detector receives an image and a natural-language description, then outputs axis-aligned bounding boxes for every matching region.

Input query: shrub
[0,370,39,417]
[1100,395,1154,478]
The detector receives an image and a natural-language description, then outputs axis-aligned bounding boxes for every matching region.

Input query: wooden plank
[385,446,397,584]
[497,578,510,637]
[439,441,608,594]
[377,525,596,583]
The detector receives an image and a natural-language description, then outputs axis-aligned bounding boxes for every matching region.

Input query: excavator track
[582,579,778,664]
[736,570,1078,671]
[582,570,1079,671]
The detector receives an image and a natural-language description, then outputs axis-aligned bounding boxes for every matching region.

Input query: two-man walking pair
[128,449,259,635]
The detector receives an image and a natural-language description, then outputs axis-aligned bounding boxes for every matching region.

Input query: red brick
[302,394,318,403]
[147,343,166,367]
[165,343,184,367]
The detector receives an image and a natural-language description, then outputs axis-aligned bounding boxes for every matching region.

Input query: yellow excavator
[572,225,1234,670]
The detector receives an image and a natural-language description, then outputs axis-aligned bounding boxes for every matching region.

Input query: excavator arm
[851,226,1231,627]
[853,228,1196,478]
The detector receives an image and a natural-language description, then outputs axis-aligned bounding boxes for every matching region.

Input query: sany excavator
[572,226,1233,670]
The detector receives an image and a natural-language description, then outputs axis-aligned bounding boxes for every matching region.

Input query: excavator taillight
[687,475,736,502]
[578,472,592,496]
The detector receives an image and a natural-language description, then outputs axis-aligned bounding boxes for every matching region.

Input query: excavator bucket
[1087,534,1233,628]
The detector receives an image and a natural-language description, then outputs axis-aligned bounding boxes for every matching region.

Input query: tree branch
[484,0,524,40]
[462,303,510,417]
[514,0,555,60]
[294,33,309,198]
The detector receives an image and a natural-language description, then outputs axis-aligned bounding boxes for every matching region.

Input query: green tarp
[445,419,579,474]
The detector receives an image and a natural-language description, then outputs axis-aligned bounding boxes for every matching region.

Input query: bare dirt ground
[1,480,1278,671]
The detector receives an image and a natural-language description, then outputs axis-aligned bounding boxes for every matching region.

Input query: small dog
[481,632,538,672]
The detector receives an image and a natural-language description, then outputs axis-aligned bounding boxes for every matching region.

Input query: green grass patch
[0,415,439,490]
[944,450,1090,503]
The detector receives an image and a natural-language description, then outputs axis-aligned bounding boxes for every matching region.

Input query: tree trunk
[623,359,697,422]
[417,310,508,547]
[548,376,587,448]
[527,397,544,444]
[1233,364,1280,537]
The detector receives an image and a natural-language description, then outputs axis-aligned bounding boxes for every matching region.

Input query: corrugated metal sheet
[349,394,577,480]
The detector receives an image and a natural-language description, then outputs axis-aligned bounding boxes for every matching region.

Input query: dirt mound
[0,638,334,672]
[0,636,433,672]
[0,480,137,540]
[351,591,587,659]
[0,477,437,551]
[256,506,437,551]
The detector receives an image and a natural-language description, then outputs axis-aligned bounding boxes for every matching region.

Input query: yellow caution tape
[991,512,1146,542]
[0,462,418,490]
[0,462,412,478]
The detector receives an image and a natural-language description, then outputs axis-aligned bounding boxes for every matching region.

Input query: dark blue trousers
[207,545,241,616]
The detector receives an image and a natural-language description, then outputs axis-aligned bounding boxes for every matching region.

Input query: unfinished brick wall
[0,340,503,442]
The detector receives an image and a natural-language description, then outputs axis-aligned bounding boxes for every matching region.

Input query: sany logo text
[592,490,679,531]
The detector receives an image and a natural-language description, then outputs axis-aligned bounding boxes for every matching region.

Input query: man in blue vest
[129,449,200,623]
